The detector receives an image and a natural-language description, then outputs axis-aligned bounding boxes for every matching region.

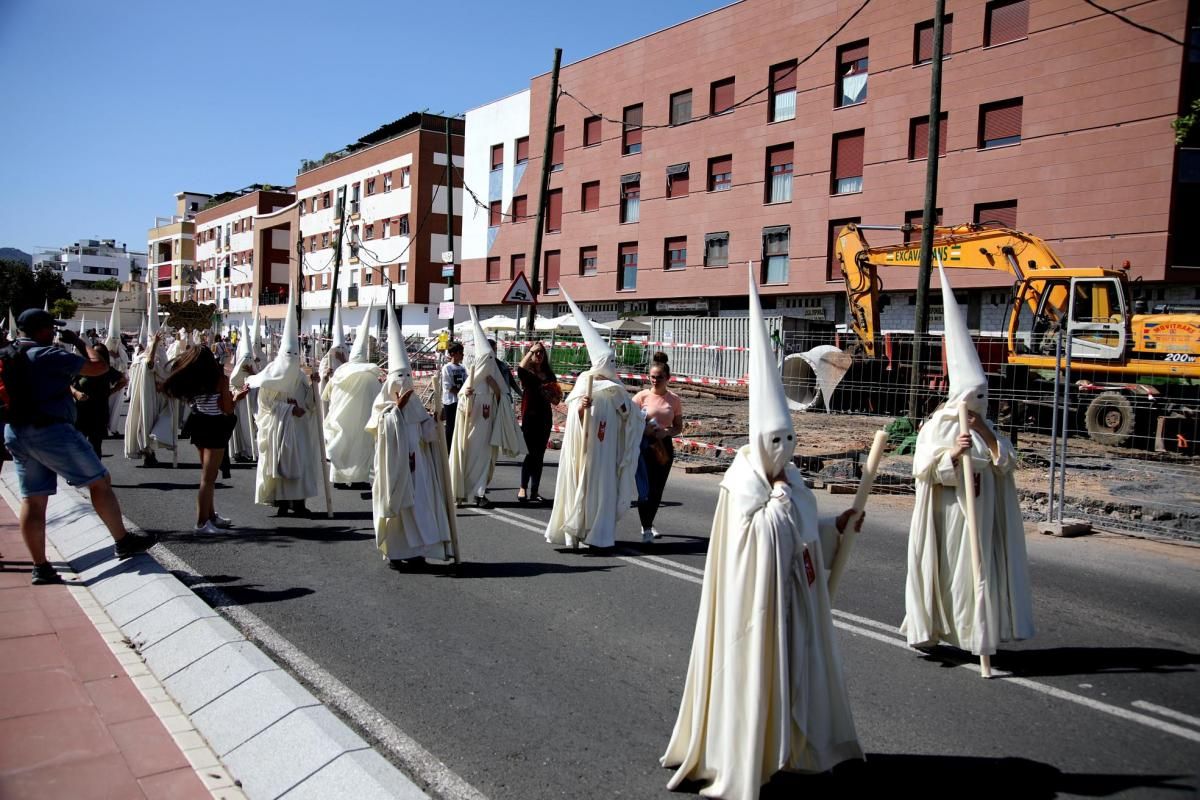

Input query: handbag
[647,436,671,466]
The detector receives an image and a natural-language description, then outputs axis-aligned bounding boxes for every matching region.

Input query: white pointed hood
[250,309,264,363]
[560,286,616,381]
[232,322,252,372]
[748,263,795,482]
[78,314,88,335]
[467,305,491,362]
[330,300,347,352]
[349,298,374,363]
[385,301,413,393]
[7,307,16,337]
[248,294,302,391]
[146,284,159,337]
[938,259,988,414]
[104,289,128,372]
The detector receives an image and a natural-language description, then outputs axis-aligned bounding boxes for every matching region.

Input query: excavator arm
[833,223,1071,357]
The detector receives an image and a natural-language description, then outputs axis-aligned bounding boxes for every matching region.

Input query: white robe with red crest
[448,351,525,501]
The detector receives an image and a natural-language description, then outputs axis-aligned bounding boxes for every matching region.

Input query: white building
[33,239,148,288]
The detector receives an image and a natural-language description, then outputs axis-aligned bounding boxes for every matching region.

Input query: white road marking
[474,506,1200,746]
[1131,700,1200,730]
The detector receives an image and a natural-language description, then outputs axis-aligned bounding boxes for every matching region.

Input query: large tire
[1084,391,1136,447]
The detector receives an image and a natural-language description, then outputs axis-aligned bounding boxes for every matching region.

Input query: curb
[1,469,429,800]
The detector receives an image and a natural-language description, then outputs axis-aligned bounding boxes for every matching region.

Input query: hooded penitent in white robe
[323,300,381,484]
[662,266,862,799]
[449,306,526,501]
[124,344,170,459]
[104,289,129,435]
[366,301,453,562]
[899,263,1034,655]
[228,323,258,462]
[544,289,641,548]
[318,300,349,399]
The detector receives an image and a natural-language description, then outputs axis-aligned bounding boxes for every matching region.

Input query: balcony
[259,287,289,306]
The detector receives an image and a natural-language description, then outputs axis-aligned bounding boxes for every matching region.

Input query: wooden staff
[958,404,992,678]
[827,429,887,601]
[430,369,462,564]
[311,375,335,518]
[171,398,179,469]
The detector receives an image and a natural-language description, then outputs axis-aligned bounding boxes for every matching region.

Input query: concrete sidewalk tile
[163,641,278,714]
[160,713,195,735]
[32,587,91,624]
[0,633,66,674]
[223,707,370,800]
[78,560,169,607]
[0,606,54,639]
[104,576,195,626]
[84,674,156,725]
[0,570,33,590]
[109,715,190,778]
[280,749,428,800]
[190,669,321,756]
[183,745,222,771]
[141,616,244,681]
[56,526,113,560]
[139,766,212,800]
[56,624,125,682]
[0,667,91,720]
[0,707,118,772]
[213,787,250,800]
[0,586,39,612]
[124,594,219,650]
[197,765,238,791]
[172,728,206,750]
[0,752,143,800]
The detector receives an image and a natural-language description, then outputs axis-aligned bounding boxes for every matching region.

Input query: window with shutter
[836,41,868,107]
[769,61,798,122]
[490,144,504,171]
[909,114,948,160]
[762,226,790,284]
[710,77,735,115]
[511,254,525,281]
[489,201,501,227]
[544,250,561,291]
[974,200,1017,228]
[903,208,943,243]
[831,130,865,194]
[584,116,602,147]
[622,105,643,155]
[914,16,953,64]
[704,232,729,268]
[670,90,692,126]
[551,126,565,170]
[665,237,687,271]
[582,181,600,213]
[579,246,598,276]
[620,174,640,223]
[512,195,528,222]
[979,98,1023,148]
[546,189,563,232]
[766,144,794,203]
[985,0,1028,46]
[486,257,501,283]
[515,137,529,164]
[708,155,733,192]
[827,217,861,280]
[666,163,689,198]
[618,243,638,290]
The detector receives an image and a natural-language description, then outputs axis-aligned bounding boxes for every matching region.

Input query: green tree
[0,260,73,317]
[90,277,122,292]
[51,298,79,319]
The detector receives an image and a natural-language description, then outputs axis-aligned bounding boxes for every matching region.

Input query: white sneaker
[211,514,234,529]
[193,521,223,534]
[650,527,663,539]
[642,528,654,544]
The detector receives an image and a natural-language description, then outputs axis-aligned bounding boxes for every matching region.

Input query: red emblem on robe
[597,420,607,442]
[482,403,491,420]
[409,453,416,473]
[802,547,816,586]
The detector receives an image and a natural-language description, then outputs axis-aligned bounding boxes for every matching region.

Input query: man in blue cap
[3,309,156,585]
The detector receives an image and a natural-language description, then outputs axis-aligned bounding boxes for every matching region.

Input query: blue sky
[0,0,724,257]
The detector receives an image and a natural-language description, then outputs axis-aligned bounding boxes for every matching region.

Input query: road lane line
[1131,700,1200,729]
[471,507,1200,746]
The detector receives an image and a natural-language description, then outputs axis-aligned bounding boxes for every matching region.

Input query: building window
[620,174,640,223]
[322,191,332,210]
[708,155,732,192]
[384,173,393,192]
[544,250,561,293]
[827,217,861,280]
[322,232,330,248]
[584,115,602,147]
[710,77,735,115]
[974,199,1018,228]
[551,126,565,171]
[622,105,643,155]
[903,208,944,243]
[909,113,948,160]
[831,130,865,194]
[309,237,316,253]
[704,232,729,268]
[512,195,529,222]
[666,163,689,198]
[365,224,374,240]
[489,201,502,227]
[836,40,869,107]
[515,136,529,164]
[350,184,360,215]
[546,189,563,232]
[491,143,504,171]
[766,144,794,203]
[985,0,1028,46]
[914,15,953,64]
[399,215,409,236]
[383,219,391,238]
[665,237,687,271]
[762,226,790,284]
[580,246,598,276]
[364,269,373,286]
[769,61,797,122]
[670,90,692,126]
[618,243,638,290]
[581,181,600,213]
[511,253,525,281]
[299,200,306,215]
[979,98,1023,148]
[486,257,501,283]
[400,167,410,188]
[366,178,376,195]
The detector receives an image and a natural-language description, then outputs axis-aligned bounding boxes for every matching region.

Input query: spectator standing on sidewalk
[71,343,127,457]
[2,309,156,585]
[516,342,560,504]
[440,342,466,450]
[161,345,248,533]
[632,353,683,543]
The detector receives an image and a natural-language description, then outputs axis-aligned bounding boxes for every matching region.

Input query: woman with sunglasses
[516,342,561,503]
[632,352,683,543]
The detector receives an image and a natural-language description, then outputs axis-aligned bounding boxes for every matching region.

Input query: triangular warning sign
[502,271,536,304]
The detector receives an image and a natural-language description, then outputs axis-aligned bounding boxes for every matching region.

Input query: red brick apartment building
[461,0,1197,331]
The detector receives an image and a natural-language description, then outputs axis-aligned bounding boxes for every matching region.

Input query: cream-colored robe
[449,353,525,500]
[324,363,382,483]
[900,409,1035,655]
[228,357,257,461]
[662,452,862,799]
[366,390,453,561]
[124,349,173,458]
[253,377,323,504]
[544,374,642,549]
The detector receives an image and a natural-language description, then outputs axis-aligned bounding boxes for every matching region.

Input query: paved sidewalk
[0,501,231,800]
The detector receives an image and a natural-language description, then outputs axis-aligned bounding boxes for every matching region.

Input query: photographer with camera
[2,310,156,585]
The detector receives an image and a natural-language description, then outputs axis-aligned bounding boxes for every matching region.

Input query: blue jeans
[4,422,108,497]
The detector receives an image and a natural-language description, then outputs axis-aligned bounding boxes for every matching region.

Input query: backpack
[0,341,37,427]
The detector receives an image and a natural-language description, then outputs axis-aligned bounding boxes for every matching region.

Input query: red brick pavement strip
[0,502,215,800]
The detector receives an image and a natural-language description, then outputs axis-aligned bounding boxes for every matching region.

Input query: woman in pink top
[632,352,683,543]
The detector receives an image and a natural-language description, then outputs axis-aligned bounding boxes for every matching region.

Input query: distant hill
[0,248,32,265]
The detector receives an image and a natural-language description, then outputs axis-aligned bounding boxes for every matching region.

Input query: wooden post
[827,429,887,601]
[958,404,992,678]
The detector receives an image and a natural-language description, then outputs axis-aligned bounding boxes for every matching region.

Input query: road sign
[441,251,455,264]
[502,271,536,304]
[438,302,455,320]
[441,264,456,278]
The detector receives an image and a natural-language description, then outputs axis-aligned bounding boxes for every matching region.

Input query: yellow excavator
[833,222,1200,448]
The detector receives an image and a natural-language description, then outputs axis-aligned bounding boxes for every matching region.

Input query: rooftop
[297,112,463,175]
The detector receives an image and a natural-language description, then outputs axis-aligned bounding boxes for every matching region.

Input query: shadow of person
[749,754,1192,798]
[444,560,616,579]
[915,644,1200,677]
[206,583,315,607]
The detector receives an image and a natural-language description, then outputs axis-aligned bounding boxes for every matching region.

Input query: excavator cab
[1011,270,1129,362]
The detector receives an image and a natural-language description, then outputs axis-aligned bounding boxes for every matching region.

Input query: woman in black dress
[516,342,560,504]
[72,344,126,457]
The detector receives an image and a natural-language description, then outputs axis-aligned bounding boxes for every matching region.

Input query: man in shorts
[4,309,156,585]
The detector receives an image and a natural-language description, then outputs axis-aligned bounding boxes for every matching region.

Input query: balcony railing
[259,288,289,306]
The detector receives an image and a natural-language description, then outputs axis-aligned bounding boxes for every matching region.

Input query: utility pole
[445,116,455,331]
[526,48,563,339]
[908,0,946,419]
[295,236,304,356]
[326,185,349,355]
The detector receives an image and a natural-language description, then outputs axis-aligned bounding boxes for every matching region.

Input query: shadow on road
[916,644,1200,676]
[144,525,374,546]
[111,482,200,491]
[208,582,315,607]
[444,560,617,579]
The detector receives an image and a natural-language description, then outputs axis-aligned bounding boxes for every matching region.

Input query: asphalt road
[91,417,1200,800]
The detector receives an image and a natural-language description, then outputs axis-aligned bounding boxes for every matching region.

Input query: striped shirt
[191,392,223,416]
